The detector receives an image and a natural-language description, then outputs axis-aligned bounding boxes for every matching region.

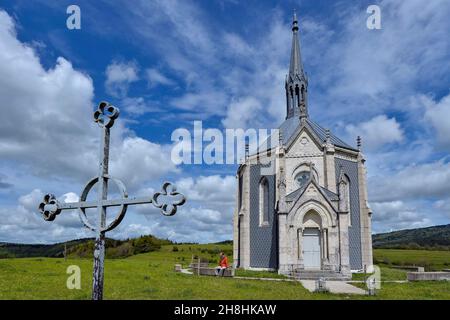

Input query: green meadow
[0,245,449,300]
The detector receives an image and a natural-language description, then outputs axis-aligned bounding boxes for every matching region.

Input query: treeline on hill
[372,224,450,250]
[0,239,90,259]
[68,235,173,259]
[0,235,173,259]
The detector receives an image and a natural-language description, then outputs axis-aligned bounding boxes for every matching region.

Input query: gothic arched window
[259,177,269,226]
[342,175,351,226]
[289,87,294,112]
[238,174,243,212]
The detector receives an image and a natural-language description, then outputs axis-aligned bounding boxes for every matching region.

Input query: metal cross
[38,101,186,300]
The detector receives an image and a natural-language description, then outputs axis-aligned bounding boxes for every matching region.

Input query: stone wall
[248,164,278,269]
[335,157,362,270]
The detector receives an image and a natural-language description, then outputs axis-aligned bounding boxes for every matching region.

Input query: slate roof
[281,117,356,150]
[285,185,306,202]
[256,116,357,154]
[285,184,339,202]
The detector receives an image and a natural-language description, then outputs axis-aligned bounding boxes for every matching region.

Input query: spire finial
[325,128,331,144]
[292,9,299,32]
[357,136,362,150]
[278,130,284,147]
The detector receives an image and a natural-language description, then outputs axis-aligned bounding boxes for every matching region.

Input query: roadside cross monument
[38,101,186,300]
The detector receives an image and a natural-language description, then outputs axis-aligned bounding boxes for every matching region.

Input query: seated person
[214,252,229,276]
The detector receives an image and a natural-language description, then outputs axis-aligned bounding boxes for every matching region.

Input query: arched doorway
[302,211,322,269]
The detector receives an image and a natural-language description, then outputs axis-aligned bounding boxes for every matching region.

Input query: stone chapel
[233,13,373,278]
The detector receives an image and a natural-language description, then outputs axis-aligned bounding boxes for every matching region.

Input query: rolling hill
[0,235,173,259]
[372,224,450,250]
[2,223,449,259]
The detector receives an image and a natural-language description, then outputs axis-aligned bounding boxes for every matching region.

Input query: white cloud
[176,175,235,205]
[171,90,228,116]
[0,189,91,243]
[105,61,139,97]
[315,0,450,121]
[222,96,264,129]
[345,115,404,151]
[423,92,450,150]
[117,174,237,243]
[371,200,432,233]
[120,96,161,116]
[146,68,175,87]
[369,159,450,202]
[0,10,95,180]
[0,10,182,243]
[0,11,176,185]
[434,198,450,219]
[223,33,253,56]
[97,0,450,236]
[140,206,232,243]
[110,137,178,188]
[2,0,450,243]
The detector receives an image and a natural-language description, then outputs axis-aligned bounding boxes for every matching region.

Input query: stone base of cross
[38,101,186,300]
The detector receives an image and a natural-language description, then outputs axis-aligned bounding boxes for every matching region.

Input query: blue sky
[0,0,449,244]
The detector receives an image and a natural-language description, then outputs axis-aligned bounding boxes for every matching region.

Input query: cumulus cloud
[117,175,236,243]
[369,159,450,202]
[0,10,95,181]
[422,92,450,150]
[2,0,450,243]
[0,11,176,185]
[116,1,290,125]
[0,189,91,243]
[93,0,450,235]
[137,206,232,243]
[434,198,450,219]
[314,0,450,120]
[345,115,404,151]
[371,200,432,233]
[176,175,235,205]
[222,97,263,129]
[110,137,178,188]
[0,10,181,243]
[105,61,139,97]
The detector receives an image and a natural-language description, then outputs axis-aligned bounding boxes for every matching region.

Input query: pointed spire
[357,136,362,151]
[285,10,308,120]
[289,11,304,78]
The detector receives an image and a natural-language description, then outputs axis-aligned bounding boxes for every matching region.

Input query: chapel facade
[233,13,373,278]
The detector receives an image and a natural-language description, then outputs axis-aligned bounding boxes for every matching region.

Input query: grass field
[0,245,449,300]
[374,249,450,271]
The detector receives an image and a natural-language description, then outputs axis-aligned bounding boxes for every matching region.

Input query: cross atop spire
[293,9,298,30]
[285,10,308,120]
